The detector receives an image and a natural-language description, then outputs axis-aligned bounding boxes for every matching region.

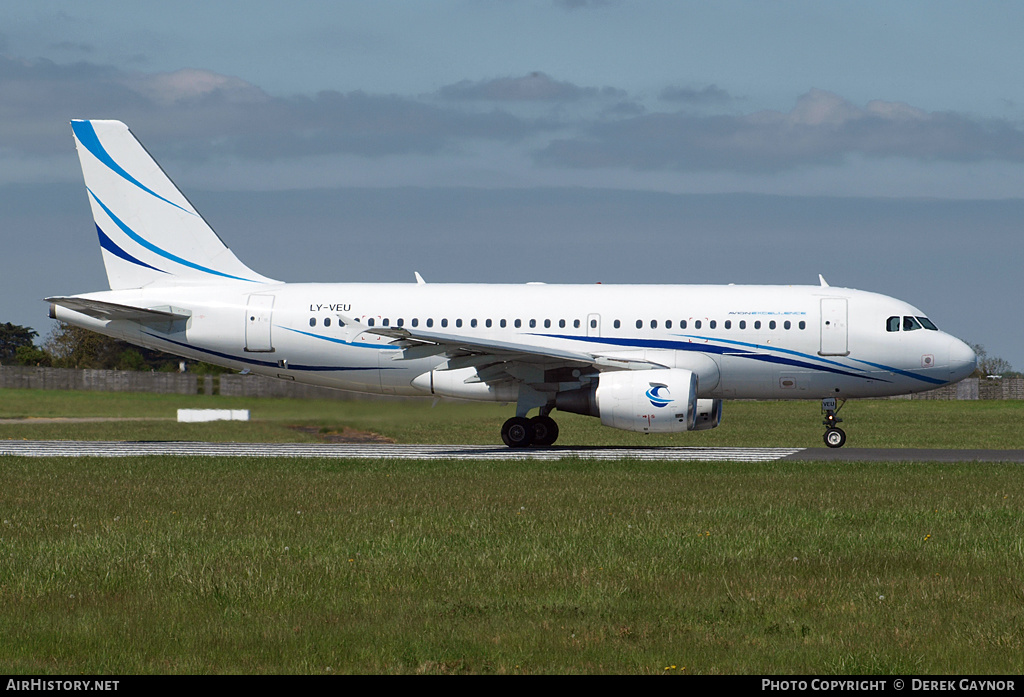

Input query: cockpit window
[917,316,938,331]
[903,316,923,331]
[886,316,900,332]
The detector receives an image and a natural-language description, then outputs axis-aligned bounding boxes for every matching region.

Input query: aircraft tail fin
[71,120,275,290]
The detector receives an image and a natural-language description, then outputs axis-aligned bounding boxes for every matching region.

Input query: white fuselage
[53,281,977,402]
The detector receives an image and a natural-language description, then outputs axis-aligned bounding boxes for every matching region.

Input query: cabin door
[819,298,849,356]
[245,294,275,352]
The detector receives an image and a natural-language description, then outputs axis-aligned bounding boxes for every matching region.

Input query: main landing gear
[501,413,559,448]
[821,397,847,448]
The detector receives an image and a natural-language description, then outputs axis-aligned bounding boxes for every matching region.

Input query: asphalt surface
[2,441,1023,462]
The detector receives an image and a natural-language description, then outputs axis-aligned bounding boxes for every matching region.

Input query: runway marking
[0,441,803,462]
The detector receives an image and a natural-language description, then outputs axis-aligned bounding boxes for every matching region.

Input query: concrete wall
[0,365,196,394]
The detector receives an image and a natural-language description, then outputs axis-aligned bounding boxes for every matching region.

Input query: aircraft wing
[46,296,191,323]
[360,323,667,371]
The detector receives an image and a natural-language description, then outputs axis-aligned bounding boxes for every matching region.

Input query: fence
[0,366,400,401]
[0,366,1020,401]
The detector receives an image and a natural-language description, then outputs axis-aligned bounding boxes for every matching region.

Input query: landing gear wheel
[530,415,559,447]
[824,427,847,449]
[501,417,535,448]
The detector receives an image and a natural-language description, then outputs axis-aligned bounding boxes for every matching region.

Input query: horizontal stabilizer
[47,296,191,323]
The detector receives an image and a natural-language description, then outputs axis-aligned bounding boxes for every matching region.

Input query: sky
[2,0,1022,371]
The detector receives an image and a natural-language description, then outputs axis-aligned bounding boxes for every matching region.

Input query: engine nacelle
[595,369,697,433]
[692,399,723,431]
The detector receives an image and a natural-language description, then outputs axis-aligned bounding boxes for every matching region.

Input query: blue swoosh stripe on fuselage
[849,358,947,385]
[89,188,260,283]
[142,332,390,372]
[533,333,892,383]
[280,326,401,350]
[674,334,863,372]
[680,334,945,385]
[73,120,196,217]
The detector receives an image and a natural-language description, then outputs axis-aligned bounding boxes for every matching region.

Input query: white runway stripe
[0,441,804,462]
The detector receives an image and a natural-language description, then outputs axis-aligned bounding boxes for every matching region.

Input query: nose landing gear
[822,397,847,448]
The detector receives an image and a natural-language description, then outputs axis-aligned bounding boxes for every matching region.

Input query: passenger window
[666,320,672,329]
[325,318,332,327]
[455,319,462,328]
[544,319,551,328]
[769,321,776,330]
[887,316,900,332]
[799,321,806,330]
[636,319,643,329]
[694,320,702,329]
[614,319,621,329]
[709,320,717,329]
[903,316,922,331]
[515,319,522,328]
[397,318,404,327]
[309,318,316,327]
[529,319,536,328]
[368,318,375,327]
[590,319,597,329]
[441,319,448,328]
[651,320,658,329]
[426,318,433,327]
[485,319,492,328]
[471,319,478,328]
[559,319,566,328]
[574,319,580,329]
[739,320,746,329]
[784,320,791,330]
[382,318,389,327]
[500,319,507,328]
[724,320,731,329]
[412,318,419,328]
[680,320,687,329]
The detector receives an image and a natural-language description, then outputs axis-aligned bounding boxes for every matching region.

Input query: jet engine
[692,399,723,431]
[557,369,700,433]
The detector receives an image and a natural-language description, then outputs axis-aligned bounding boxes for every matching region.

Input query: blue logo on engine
[646,384,672,408]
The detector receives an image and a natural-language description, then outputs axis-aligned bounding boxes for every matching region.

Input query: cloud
[659,84,734,106]
[438,72,626,102]
[0,56,553,161]
[4,53,1024,190]
[554,0,619,9]
[537,88,1024,172]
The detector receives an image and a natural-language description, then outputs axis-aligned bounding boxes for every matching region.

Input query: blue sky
[2,1,1022,370]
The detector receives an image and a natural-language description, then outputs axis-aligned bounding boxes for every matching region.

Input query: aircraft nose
[948,336,977,382]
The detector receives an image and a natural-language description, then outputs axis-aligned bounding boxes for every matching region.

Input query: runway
[2,440,1023,462]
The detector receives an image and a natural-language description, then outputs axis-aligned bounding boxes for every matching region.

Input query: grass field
[2,387,1024,449]
[1,389,1023,674]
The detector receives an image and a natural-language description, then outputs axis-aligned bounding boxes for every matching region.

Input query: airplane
[48,120,977,449]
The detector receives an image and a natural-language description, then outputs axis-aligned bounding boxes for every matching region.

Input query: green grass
[1,389,1023,673]
[2,388,1024,448]
[1,456,1021,674]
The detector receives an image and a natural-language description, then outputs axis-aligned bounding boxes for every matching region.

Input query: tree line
[0,322,228,373]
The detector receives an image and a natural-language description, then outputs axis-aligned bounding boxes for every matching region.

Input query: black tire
[824,427,847,449]
[530,415,559,447]
[501,416,535,448]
